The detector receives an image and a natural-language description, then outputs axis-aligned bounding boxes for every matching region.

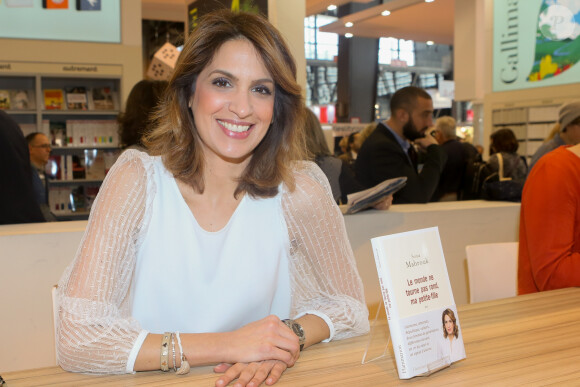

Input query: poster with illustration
[493,0,580,92]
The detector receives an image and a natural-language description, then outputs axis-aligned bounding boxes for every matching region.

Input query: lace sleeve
[283,161,370,341]
[56,150,155,374]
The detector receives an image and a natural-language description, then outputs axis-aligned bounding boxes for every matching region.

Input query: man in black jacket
[0,110,45,224]
[355,86,447,203]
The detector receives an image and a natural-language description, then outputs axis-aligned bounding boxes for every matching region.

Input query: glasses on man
[32,144,52,150]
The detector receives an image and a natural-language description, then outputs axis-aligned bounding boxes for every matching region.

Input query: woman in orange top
[518,143,580,294]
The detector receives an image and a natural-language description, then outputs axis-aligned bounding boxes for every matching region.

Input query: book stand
[361,299,451,376]
[361,299,389,364]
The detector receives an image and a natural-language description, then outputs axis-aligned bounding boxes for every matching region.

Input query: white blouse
[56,150,369,374]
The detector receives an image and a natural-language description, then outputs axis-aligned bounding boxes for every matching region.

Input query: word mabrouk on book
[344,176,406,215]
[371,227,466,379]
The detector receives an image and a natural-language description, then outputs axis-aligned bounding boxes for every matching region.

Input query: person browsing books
[55,9,369,387]
[436,308,466,363]
[355,86,447,203]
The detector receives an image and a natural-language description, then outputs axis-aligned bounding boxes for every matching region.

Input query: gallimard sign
[493,0,580,92]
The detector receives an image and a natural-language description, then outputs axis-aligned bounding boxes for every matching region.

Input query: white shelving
[0,61,123,220]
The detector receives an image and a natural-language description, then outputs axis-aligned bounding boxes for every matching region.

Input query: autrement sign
[493,0,580,92]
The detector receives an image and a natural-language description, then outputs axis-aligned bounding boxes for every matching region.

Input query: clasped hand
[215,315,300,386]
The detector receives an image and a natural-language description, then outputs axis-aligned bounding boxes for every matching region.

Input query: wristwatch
[282,319,305,351]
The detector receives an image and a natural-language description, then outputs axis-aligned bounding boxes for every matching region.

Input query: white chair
[466,242,519,303]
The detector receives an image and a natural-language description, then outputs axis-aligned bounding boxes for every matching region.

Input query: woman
[485,128,527,182]
[437,309,465,363]
[117,79,168,151]
[518,143,580,294]
[56,9,369,387]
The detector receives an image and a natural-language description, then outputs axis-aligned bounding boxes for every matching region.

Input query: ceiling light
[381,10,391,16]
[345,33,353,38]
[426,40,434,45]
[425,0,435,2]
[327,4,337,11]
[345,21,353,27]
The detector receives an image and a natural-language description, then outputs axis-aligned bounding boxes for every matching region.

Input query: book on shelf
[371,227,466,379]
[65,87,88,110]
[43,89,65,110]
[10,89,35,110]
[49,121,67,146]
[0,90,11,109]
[90,86,117,110]
[343,176,407,215]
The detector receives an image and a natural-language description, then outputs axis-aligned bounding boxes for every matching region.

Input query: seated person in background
[117,79,169,152]
[26,132,56,221]
[518,143,580,294]
[529,100,580,172]
[56,10,369,386]
[0,111,45,224]
[430,116,479,202]
[304,108,392,209]
[355,86,447,204]
[484,128,527,182]
[338,131,359,169]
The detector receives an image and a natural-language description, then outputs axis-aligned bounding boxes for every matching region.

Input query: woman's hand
[372,194,393,211]
[224,315,300,367]
[214,360,288,387]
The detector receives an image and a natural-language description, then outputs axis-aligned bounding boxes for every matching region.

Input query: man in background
[355,86,447,203]
[431,116,480,201]
[529,100,580,172]
[26,132,52,205]
[0,111,45,224]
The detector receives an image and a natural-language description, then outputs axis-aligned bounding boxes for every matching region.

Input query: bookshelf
[0,61,123,220]
[491,104,560,164]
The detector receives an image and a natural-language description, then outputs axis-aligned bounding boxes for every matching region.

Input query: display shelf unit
[0,61,123,221]
[491,104,560,164]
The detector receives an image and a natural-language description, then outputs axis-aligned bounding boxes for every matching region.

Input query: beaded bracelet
[160,332,171,372]
[175,331,191,375]
[171,333,177,372]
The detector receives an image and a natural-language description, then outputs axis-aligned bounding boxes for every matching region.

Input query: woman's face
[444,314,454,335]
[190,38,275,165]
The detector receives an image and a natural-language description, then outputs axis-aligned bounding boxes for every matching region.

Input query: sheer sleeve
[56,150,155,373]
[282,161,370,341]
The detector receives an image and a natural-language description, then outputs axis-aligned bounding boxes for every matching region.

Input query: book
[76,0,101,10]
[90,86,116,110]
[0,90,11,109]
[49,121,67,147]
[343,176,407,214]
[10,89,35,110]
[44,89,65,110]
[65,87,88,110]
[371,227,466,379]
[43,0,69,9]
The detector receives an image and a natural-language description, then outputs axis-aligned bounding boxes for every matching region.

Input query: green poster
[493,0,580,92]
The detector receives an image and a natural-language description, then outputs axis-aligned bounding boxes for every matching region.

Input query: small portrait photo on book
[435,307,466,364]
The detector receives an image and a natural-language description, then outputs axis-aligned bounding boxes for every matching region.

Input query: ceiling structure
[308,0,454,45]
[140,0,454,46]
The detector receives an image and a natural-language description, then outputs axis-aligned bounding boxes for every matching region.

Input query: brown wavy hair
[144,9,306,198]
[442,308,459,339]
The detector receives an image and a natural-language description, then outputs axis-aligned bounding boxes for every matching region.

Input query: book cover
[10,89,35,110]
[371,227,466,379]
[49,121,67,147]
[344,176,407,215]
[76,0,101,11]
[43,0,69,9]
[0,90,11,109]
[65,87,88,110]
[90,86,116,110]
[44,89,65,110]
